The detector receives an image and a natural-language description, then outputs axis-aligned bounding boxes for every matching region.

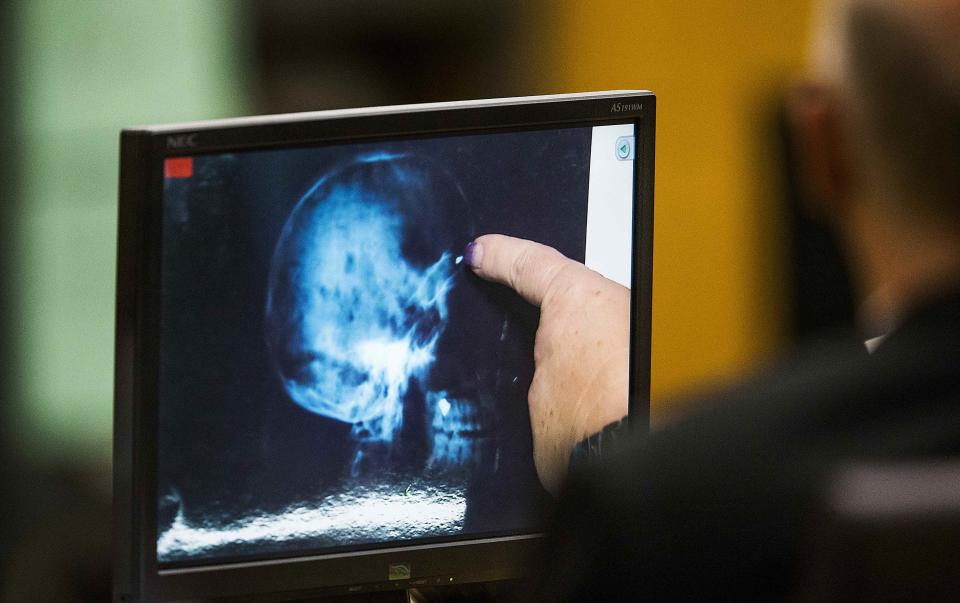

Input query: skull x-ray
[157,128,592,565]
[266,155,471,472]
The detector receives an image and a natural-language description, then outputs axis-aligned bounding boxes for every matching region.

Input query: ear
[786,83,854,220]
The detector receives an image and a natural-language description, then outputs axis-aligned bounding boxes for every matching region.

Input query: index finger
[465,234,575,307]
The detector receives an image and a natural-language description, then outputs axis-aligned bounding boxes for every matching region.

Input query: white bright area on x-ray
[585,124,635,288]
[157,483,466,561]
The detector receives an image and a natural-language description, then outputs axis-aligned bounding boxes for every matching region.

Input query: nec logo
[166,134,198,149]
[611,102,643,113]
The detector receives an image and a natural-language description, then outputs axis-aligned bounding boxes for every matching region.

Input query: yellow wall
[544,2,812,420]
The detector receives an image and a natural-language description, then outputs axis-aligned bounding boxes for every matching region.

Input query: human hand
[464,234,629,496]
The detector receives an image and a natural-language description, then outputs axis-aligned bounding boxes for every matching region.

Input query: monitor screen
[156,123,636,566]
[114,91,653,600]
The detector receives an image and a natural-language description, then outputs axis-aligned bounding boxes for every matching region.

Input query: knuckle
[533,335,546,364]
[539,258,573,307]
[509,244,534,292]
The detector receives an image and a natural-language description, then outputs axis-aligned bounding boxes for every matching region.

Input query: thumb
[464,234,581,308]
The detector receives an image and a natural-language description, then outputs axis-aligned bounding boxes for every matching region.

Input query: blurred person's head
[791,0,960,334]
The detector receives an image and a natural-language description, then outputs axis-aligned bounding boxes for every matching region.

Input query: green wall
[12,0,249,462]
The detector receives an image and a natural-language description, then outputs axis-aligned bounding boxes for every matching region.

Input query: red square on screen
[164,157,194,179]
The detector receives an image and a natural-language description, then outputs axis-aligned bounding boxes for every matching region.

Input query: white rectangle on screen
[585,123,636,288]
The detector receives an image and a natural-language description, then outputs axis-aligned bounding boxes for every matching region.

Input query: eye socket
[410,306,442,344]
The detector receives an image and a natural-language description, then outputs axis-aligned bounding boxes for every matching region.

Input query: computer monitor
[113,91,654,601]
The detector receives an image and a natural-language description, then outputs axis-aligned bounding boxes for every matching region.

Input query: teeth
[428,393,488,434]
[424,392,494,468]
[428,431,488,469]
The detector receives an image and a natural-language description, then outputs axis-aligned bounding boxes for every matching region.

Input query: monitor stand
[302,580,517,602]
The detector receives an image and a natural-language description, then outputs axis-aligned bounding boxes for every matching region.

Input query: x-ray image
[157,127,592,565]
[266,154,471,473]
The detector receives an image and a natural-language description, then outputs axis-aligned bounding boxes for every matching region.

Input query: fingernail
[463,241,483,268]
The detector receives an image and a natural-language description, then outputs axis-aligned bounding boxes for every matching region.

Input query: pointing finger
[464,234,579,308]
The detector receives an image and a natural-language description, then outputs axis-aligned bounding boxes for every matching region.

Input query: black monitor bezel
[114,91,655,601]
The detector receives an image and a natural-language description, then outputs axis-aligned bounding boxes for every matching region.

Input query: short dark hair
[846,2,960,214]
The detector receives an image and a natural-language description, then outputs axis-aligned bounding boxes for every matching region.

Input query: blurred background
[0,0,856,598]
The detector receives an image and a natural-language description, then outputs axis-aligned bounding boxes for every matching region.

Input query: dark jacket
[537,291,960,600]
